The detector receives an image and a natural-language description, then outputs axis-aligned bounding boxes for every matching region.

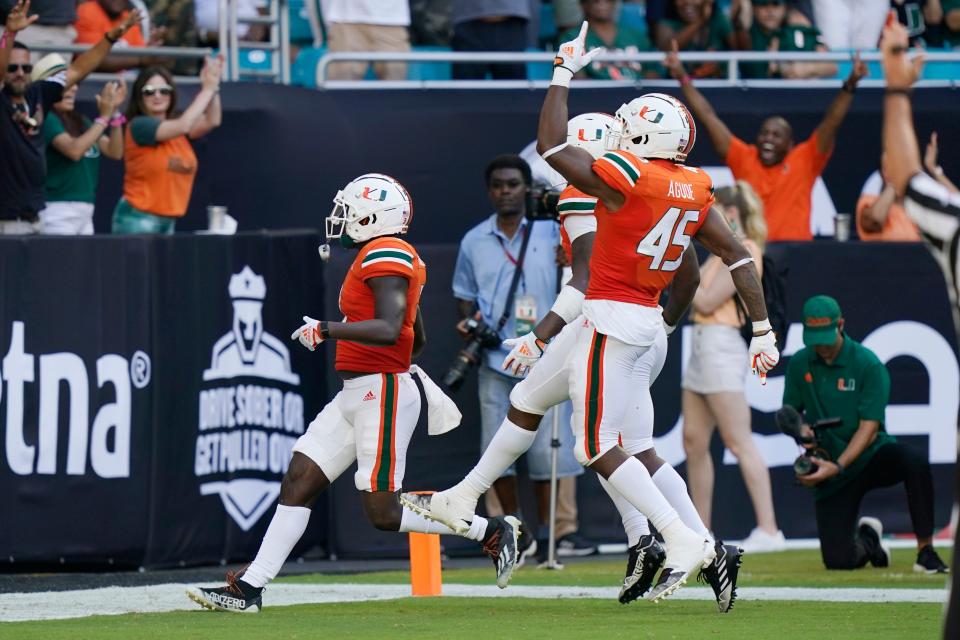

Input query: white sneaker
[739,527,786,554]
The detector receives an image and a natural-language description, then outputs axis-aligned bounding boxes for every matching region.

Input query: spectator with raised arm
[558,0,655,80]
[856,152,922,241]
[664,41,867,241]
[735,0,835,79]
[40,79,126,234]
[1,0,77,54]
[655,0,741,79]
[112,57,223,234]
[74,0,167,72]
[0,0,142,235]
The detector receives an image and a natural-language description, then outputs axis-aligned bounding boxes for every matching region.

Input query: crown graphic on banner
[228,266,267,301]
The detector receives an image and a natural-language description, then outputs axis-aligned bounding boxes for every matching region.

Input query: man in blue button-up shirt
[452,154,591,561]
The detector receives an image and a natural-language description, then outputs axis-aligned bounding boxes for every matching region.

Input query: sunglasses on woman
[141,85,173,97]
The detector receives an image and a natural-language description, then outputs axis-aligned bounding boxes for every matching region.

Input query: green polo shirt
[782,333,896,501]
[742,24,824,79]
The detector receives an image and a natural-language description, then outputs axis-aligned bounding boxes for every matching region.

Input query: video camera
[526,182,562,221]
[442,316,503,392]
[775,405,843,476]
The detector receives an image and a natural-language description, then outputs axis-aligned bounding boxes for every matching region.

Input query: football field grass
[0,548,950,640]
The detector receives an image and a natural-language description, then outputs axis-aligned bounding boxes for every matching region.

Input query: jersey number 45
[636,206,700,271]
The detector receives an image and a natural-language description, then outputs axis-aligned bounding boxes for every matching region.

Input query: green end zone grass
[0,548,949,640]
[278,548,952,589]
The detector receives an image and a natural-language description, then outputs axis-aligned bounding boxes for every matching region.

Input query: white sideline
[0,583,948,622]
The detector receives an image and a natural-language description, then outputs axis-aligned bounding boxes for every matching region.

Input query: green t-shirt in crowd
[43,111,101,204]
[559,24,653,80]
[742,24,824,79]
[943,0,960,46]
[659,12,733,77]
[782,333,896,501]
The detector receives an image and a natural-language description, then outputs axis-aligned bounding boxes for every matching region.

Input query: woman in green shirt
[40,80,125,235]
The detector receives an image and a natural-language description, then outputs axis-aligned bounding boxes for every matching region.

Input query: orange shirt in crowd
[855,195,921,242]
[725,133,832,242]
[75,1,145,46]
[123,121,197,216]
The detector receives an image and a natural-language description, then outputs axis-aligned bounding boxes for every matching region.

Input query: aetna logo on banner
[196,266,305,531]
[1,321,150,478]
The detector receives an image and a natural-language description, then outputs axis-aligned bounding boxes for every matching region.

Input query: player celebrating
[404,113,740,610]
[187,174,521,613]
[537,24,777,601]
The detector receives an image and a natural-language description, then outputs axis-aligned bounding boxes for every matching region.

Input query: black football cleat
[186,570,263,613]
[699,541,743,613]
[619,534,666,604]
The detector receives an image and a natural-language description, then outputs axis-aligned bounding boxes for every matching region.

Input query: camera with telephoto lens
[526,182,562,221]
[775,405,843,476]
[442,316,503,391]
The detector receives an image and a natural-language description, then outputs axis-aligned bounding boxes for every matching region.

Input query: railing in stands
[313,49,960,89]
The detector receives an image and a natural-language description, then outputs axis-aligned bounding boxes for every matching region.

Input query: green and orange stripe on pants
[370,373,399,492]
[584,330,606,462]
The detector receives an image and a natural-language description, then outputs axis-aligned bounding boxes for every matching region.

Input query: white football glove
[502,332,548,376]
[291,315,324,351]
[552,21,605,87]
[749,330,780,384]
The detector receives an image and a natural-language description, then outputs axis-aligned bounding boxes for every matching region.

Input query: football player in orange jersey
[187,174,521,614]
[403,113,735,609]
[537,22,779,601]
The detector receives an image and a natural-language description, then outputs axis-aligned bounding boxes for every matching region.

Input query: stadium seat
[919,48,960,80]
[833,50,883,81]
[407,46,452,81]
[619,2,647,35]
[539,2,557,48]
[292,46,325,86]
[526,47,553,80]
[288,0,314,44]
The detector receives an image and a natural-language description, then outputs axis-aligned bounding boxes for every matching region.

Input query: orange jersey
[557,185,597,263]
[335,237,426,373]
[588,152,715,306]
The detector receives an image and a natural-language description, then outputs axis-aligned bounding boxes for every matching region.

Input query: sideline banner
[0,232,327,568]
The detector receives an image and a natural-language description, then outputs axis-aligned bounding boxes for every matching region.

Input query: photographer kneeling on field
[449,154,593,563]
[779,295,947,573]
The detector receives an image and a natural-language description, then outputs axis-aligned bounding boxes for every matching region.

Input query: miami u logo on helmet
[578,128,603,142]
[361,187,388,201]
[638,105,664,124]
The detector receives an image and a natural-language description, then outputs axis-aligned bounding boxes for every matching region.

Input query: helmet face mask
[324,174,413,247]
[614,93,696,163]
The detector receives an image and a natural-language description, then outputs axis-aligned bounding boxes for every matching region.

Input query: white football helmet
[325,173,413,246]
[612,93,696,163]
[567,112,618,160]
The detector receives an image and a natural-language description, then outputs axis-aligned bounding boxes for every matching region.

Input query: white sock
[241,504,311,589]
[605,457,678,532]
[653,465,711,540]
[399,507,489,541]
[460,419,537,498]
[598,476,649,546]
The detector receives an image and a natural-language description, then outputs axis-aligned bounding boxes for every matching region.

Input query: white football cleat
[648,531,716,603]
[400,484,479,536]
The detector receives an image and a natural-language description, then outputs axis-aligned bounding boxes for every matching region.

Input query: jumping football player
[404,113,740,610]
[186,174,522,613]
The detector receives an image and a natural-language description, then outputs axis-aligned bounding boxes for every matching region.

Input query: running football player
[186,174,521,613]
